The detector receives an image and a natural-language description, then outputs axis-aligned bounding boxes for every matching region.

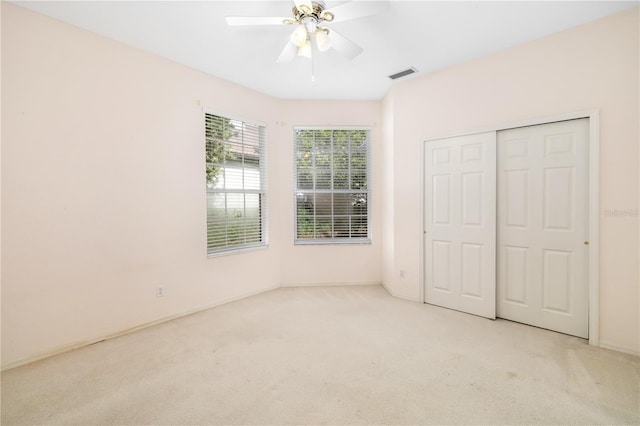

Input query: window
[205,113,266,255]
[294,127,371,244]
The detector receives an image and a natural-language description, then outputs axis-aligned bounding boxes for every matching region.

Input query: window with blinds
[294,127,371,244]
[205,113,266,255]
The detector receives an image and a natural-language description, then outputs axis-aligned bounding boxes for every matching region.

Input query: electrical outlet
[400,269,406,278]
[156,286,165,297]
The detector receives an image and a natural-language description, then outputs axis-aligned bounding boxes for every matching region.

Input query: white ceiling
[13,1,638,100]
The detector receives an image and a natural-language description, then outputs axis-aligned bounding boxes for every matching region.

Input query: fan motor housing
[291,1,334,24]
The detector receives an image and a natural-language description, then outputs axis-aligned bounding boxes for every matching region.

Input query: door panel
[462,172,484,225]
[543,167,574,230]
[461,243,483,298]
[424,132,496,319]
[432,241,452,292]
[542,249,572,313]
[433,175,452,224]
[505,170,529,227]
[504,246,528,305]
[497,119,589,338]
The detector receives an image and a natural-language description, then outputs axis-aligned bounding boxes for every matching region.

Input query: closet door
[424,132,496,319]
[497,119,589,338]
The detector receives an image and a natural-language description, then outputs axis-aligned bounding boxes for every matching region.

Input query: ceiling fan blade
[324,0,390,23]
[293,0,313,12]
[225,16,289,26]
[328,29,363,60]
[277,41,298,63]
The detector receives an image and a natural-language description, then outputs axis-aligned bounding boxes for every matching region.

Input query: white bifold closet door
[497,119,589,338]
[424,132,497,319]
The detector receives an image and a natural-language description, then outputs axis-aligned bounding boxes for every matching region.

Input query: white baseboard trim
[1,284,280,372]
[6,283,635,371]
[280,281,382,288]
[381,282,422,303]
[599,340,640,357]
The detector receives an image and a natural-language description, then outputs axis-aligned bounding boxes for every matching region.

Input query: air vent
[388,67,417,80]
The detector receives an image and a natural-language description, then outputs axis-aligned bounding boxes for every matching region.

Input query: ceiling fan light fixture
[291,24,308,47]
[297,4,312,15]
[298,39,312,58]
[228,0,379,65]
[320,10,334,22]
[315,28,332,52]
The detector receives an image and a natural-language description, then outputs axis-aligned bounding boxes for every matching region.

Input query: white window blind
[294,128,371,244]
[205,113,266,255]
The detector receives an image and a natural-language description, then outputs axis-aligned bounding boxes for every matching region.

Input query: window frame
[205,109,268,257]
[293,125,372,245]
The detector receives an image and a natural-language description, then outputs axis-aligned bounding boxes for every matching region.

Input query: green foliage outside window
[205,116,236,189]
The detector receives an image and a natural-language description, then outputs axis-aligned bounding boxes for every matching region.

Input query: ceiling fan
[226,0,388,63]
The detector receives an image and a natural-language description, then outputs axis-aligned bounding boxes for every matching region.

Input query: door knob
[584,241,590,245]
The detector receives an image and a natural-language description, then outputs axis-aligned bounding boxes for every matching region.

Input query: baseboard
[599,339,640,357]
[7,283,633,371]
[280,281,381,288]
[381,282,422,303]
[1,284,280,372]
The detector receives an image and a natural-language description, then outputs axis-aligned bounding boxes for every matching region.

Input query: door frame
[421,109,600,346]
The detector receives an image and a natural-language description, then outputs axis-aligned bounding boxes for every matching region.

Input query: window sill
[207,243,268,258]
[294,238,371,246]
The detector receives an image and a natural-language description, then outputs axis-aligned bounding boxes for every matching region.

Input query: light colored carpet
[1,285,639,425]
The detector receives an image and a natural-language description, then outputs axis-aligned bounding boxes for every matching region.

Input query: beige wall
[277,100,382,286]
[1,3,283,368]
[1,4,381,369]
[382,8,640,354]
[381,93,395,289]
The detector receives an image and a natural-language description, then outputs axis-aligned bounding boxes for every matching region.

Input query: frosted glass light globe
[297,39,312,58]
[315,28,332,52]
[291,25,308,48]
